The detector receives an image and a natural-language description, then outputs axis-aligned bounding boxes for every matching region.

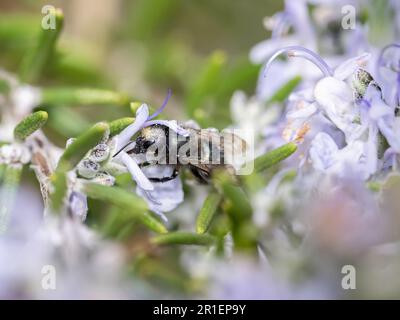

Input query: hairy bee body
[129,122,247,183]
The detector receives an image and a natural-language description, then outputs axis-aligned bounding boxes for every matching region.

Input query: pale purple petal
[378,118,400,153]
[377,44,400,107]
[286,102,318,120]
[365,124,378,176]
[263,46,333,78]
[115,104,149,151]
[147,88,172,120]
[313,77,356,136]
[284,0,317,49]
[270,12,290,39]
[309,132,338,171]
[333,53,371,80]
[69,191,88,221]
[249,36,299,64]
[383,147,398,171]
[119,151,154,191]
[256,60,301,101]
[144,120,190,137]
[136,165,184,216]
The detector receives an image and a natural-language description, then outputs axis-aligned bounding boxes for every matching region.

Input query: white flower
[309,132,368,178]
[309,132,338,171]
[250,0,317,66]
[377,44,400,108]
[68,191,88,221]
[0,217,132,299]
[262,47,393,178]
[0,144,30,165]
[136,165,184,222]
[205,255,334,299]
[10,85,41,117]
[0,70,41,142]
[230,91,279,153]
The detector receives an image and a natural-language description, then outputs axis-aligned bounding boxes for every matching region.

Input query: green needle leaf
[0,78,10,94]
[109,117,135,137]
[0,164,6,182]
[47,106,90,137]
[0,165,22,234]
[186,50,226,124]
[196,192,222,234]
[49,170,67,212]
[14,111,48,141]
[19,8,64,83]
[84,183,167,234]
[42,88,130,107]
[213,170,257,250]
[130,102,142,114]
[254,142,297,173]
[213,171,252,223]
[151,232,215,246]
[57,122,109,171]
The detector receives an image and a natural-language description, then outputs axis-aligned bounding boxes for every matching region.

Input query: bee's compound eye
[143,140,155,149]
[133,137,155,153]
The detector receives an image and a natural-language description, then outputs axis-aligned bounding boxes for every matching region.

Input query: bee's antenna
[113,140,135,158]
[147,88,172,120]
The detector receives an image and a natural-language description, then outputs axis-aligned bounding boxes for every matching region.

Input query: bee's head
[132,124,169,154]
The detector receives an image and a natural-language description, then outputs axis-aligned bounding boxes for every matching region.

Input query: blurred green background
[0,0,282,141]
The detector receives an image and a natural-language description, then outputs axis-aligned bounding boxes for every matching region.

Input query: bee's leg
[189,165,209,184]
[138,161,152,168]
[148,168,179,183]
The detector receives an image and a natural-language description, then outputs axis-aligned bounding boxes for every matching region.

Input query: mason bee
[127,122,248,183]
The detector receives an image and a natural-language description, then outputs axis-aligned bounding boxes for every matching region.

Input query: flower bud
[91,172,115,186]
[77,158,100,179]
[100,128,110,144]
[0,144,30,164]
[89,143,110,162]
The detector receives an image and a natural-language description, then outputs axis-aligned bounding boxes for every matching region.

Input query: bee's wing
[178,127,248,174]
[199,130,248,168]
[221,131,248,157]
[180,120,201,130]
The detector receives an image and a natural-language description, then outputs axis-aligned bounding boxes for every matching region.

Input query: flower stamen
[147,88,172,120]
[263,46,333,78]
